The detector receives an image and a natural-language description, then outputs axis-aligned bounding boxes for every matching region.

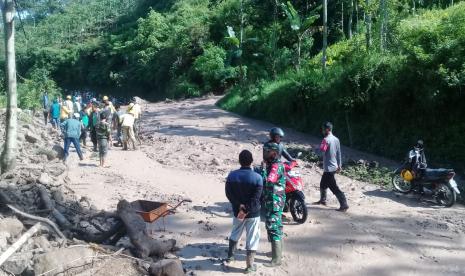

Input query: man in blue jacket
[225,150,263,273]
[61,113,84,162]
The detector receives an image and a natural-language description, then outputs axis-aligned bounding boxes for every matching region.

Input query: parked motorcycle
[256,152,308,224]
[392,149,460,207]
[283,158,308,224]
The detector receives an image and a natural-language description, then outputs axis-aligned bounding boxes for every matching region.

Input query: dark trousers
[80,129,87,146]
[90,128,98,150]
[319,172,348,208]
[64,137,83,161]
[116,125,122,145]
[43,111,49,125]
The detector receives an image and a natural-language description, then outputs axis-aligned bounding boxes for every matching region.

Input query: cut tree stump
[116,200,176,258]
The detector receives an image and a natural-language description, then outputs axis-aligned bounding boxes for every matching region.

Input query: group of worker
[42,92,142,167]
[225,123,348,273]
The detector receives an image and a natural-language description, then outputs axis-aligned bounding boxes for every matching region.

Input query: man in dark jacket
[264,127,295,162]
[225,150,263,274]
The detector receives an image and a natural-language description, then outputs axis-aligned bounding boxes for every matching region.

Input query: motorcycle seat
[423,168,454,180]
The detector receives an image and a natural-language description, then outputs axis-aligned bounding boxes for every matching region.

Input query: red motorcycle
[283,158,308,224]
[257,153,308,224]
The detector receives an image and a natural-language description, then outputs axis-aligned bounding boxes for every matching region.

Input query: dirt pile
[0,111,182,275]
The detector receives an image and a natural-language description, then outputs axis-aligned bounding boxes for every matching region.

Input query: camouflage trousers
[264,194,285,241]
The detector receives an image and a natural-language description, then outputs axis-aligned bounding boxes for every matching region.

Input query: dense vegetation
[0,0,464,169]
[219,3,465,169]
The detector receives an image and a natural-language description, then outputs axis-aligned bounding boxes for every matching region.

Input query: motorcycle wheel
[436,183,456,207]
[290,197,308,224]
[392,174,413,193]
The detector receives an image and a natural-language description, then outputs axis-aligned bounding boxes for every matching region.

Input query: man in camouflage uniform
[262,142,286,267]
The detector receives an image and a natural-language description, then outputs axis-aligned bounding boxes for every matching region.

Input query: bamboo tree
[355,0,359,33]
[322,0,328,70]
[348,0,353,38]
[0,0,18,174]
[341,0,345,38]
[380,0,388,51]
[365,0,372,51]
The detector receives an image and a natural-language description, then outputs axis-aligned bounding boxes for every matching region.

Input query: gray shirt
[320,133,342,172]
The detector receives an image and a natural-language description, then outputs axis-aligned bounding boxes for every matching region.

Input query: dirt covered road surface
[67,97,465,276]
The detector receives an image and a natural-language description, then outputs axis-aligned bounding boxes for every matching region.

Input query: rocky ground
[62,97,465,276]
[0,110,180,276]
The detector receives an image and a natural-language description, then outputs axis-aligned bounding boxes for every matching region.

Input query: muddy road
[68,97,465,276]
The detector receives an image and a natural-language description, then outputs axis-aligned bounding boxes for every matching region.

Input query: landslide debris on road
[0,111,182,275]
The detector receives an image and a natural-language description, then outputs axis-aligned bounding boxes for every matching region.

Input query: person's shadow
[78,163,98,167]
[364,188,446,208]
[180,242,245,273]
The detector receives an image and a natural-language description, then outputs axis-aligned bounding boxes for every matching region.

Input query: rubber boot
[225,240,237,263]
[245,250,257,273]
[336,192,349,212]
[313,189,327,206]
[122,142,128,151]
[264,240,282,267]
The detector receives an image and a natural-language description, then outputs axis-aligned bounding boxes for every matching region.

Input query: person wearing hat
[102,96,116,127]
[63,95,74,119]
[60,113,84,163]
[262,142,286,267]
[225,150,263,273]
[120,104,137,150]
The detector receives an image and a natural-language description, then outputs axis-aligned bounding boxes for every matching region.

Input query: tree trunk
[380,0,388,51]
[272,0,279,79]
[322,0,328,70]
[365,0,372,51]
[380,0,385,51]
[348,0,354,38]
[355,0,359,33]
[297,36,302,70]
[0,0,18,174]
[116,200,176,258]
[341,0,345,38]
[239,0,245,82]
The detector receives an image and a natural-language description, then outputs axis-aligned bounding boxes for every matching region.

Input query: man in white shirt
[120,104,137,150]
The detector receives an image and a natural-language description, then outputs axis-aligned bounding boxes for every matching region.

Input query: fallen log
[0,222,41,266]
[38,186,73,229]
[116,200,176,258]
[38,186,128,244]
[77,220,125,244]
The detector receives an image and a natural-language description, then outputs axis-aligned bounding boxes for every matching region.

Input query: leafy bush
[17,68,62,111]
[193,44,240,93]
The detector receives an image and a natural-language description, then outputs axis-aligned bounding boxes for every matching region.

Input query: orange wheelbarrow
[131,199,192,229]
